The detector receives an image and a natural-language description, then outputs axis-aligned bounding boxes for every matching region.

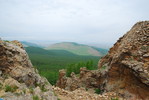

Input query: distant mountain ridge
[45,42,108,56]
[21,41,42,47]
[21,41,108,56]
[25,46,77,57]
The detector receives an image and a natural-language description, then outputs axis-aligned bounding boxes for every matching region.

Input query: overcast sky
[0,0,149,47]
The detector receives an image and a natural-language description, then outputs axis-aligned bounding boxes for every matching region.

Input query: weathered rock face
[0,40,57,100]
[56,68,101,91]
[98,21,149,99]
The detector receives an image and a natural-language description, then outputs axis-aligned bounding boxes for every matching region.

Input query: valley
[24,43,105,85]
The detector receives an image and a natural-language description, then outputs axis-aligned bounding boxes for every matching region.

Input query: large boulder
[0,40,57,100]
[98,21,149,99]
[56,68,101,91]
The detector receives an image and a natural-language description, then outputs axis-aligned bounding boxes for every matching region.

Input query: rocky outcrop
[0,40,57,100]
[56,21,149,100]
[56,68,101,91]
[98,21,149,100]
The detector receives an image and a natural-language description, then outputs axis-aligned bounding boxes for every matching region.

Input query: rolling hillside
[25,46,99,66]
[25,46,100,84]
[45,42,107,56]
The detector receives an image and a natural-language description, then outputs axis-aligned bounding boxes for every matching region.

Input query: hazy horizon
[0,0,149,47]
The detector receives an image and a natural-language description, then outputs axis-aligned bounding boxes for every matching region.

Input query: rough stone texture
[56,68,101,91]
[56,21,149,100]
[53,86,122,100]
[98,21,149,100]
[0,40,57,100]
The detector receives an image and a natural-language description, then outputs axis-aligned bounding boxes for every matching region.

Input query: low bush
[32,95,39,100]
[5,85,18,92]
[94,88,101,94]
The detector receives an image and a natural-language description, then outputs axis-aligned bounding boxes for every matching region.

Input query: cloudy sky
[0,0,149,47]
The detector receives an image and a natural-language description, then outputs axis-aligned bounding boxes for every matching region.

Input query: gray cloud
[0,0,149,46]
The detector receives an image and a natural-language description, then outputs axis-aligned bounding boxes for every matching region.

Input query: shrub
[29,87,34,94]
[0,83,3,90]
[102,66,106,70]
[5,85,18,92]
[32,95,39,100]
[39,84,48,92]
[94,88,101,94]
[23,89,26,94]
[141,46,149,50]
[85,88,88,91]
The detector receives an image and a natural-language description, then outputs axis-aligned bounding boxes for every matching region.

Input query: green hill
[45,42,107,56]
[21,41,42,47]
[25,46,100,85]
[25,46,76,56]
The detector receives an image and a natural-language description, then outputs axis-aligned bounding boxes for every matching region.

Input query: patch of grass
[40,85,48,92]
[53,91,57,96]
[129,57,133,61]
[34,66,38,73]
[141,46,149,50]
[131,53,137,57]
[45,81,49,85]
[102,66,106,70]
[23,89,26,94]
[0,83,3,90]
[35,83,48,92]
[94,88,101,94]
[29,87,34,94]
[85,88,88,91]
[5,85,18,92]
[2,74,9,79]
[32,95,39,100]
[111,98,119,100]
[76,74,80,77]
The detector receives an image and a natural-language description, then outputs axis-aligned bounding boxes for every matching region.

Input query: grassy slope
[25,47,100,85]
[45,42,103,56]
